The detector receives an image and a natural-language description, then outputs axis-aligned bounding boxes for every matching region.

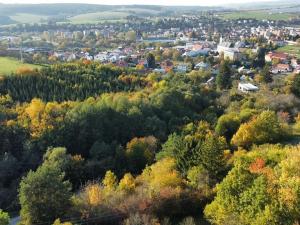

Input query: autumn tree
[205,144,300,225]
[140,158,182,191]
[231,111,289,148]
[102,170,118,194]
[53,219,73,225]
[125,31,136,41]
[118,173,135,193]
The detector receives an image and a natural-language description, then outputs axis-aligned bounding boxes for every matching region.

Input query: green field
[10,13,49,24]
[277,45,300,58]
[219,10,297,21]
[69,11,130,24]
[0,57,42,75]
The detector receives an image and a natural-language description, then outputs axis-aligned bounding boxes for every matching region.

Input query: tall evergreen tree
[216,60,231,90]
[146,53,156,69]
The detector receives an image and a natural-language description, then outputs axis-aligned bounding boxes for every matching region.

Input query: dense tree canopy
[0,58,298,225]
[205,144,300,225]
[231,111,290,148]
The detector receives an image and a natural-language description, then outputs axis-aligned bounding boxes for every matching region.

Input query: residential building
[238,83,259,93]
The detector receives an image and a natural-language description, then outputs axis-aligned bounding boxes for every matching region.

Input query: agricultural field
[10,13,49,24]
[277,44,300,58]
[68,11,130,24]
[218,10,297,21]
[0,57,42,75]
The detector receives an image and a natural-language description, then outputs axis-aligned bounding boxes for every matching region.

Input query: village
[1,14,300,94]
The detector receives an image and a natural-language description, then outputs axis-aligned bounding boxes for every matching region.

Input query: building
[161,60,174,72]
[217,37,234,53]
[94,52,109,62]
[291,58,300,68]
[273,64,292,73]
[265,52,289,63]
[223,49,242,61]
[176,63,189,72]
[183,48,210,57]
[195,62,209,70]
[238,83,259,93]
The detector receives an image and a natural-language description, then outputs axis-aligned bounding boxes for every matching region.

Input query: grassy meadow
[218,10,297,21]
[68,11,130,24]
[10,13,49,24]
[0,57,42,75]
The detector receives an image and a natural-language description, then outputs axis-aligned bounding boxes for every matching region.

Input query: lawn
[219,10,297,21]
[0,57,42,75]
[277,45,300,58]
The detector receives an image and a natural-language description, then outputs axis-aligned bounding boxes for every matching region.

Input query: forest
[0,60,300,225]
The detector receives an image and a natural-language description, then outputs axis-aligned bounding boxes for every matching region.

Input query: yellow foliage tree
[140,158,182,192]
[118,173,135,193]
[231,111,288,148]
[102,170,118,194]
[18,99,76,138]
[53,219,73,225]
[85,184,102,207]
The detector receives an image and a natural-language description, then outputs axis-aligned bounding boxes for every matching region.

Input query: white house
[238,83,259,93]
[176,63,189,72]
[183,48,210,57]
[195,62,209,70]
[94,52,109,62]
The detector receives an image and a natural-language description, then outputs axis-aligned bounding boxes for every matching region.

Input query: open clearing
[68,11,130,24]
[0,57,42,75]
[10,13,49,24]
[218,10,297,21]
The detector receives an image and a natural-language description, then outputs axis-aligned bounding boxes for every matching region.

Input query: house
[217,37,234,53]
[291,58,300,68]
[116,60,128,68]
[238,66,253,75]
[276,64,292,73]
[153,68,165,73]
[138,60,148,68]
[66,53,76,62]
[176,63,190,72]
[274,64,292,73]
[94,52,109,62]
[205,77,214,85]
[183,48,210,57]
[238,83,259,93]
[265,52,289,63]
[234,41,246,49]
[223,49,242,61]
[195,62,209,70]
[109,54,120,63]
[161,60,174,72]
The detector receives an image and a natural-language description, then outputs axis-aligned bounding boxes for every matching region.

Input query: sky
[0,0,274,6]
